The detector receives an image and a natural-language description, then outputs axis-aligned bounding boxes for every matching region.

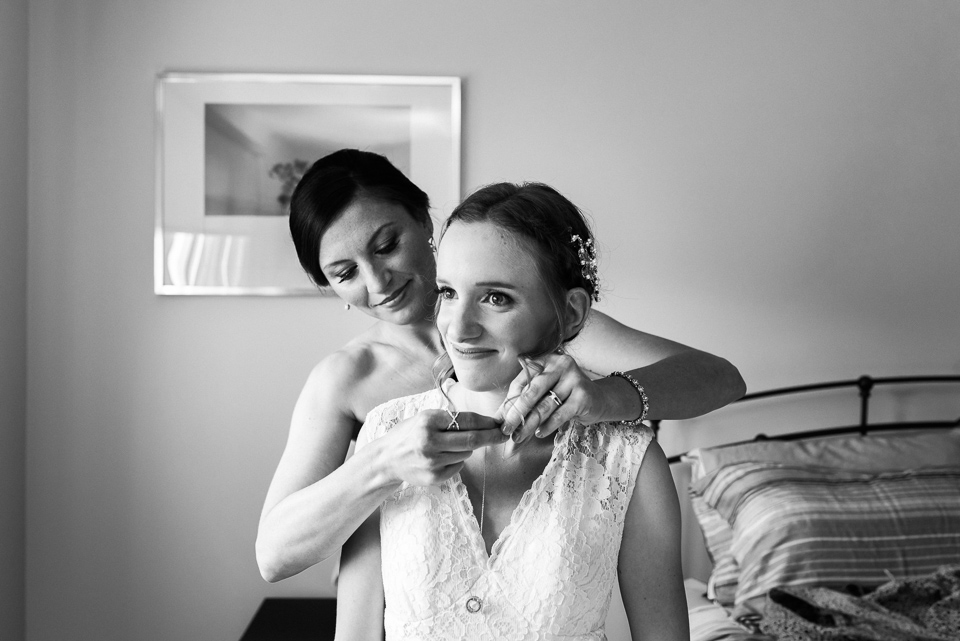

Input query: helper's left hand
[494,353,606,442]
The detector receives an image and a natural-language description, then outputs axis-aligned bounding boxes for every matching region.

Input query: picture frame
[154,72,461,295]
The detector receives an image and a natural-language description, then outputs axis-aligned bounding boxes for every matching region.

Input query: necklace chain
[479,446,487,539]
[480,436,523,546]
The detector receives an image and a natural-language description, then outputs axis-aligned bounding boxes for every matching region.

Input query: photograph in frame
[155,73,461,295]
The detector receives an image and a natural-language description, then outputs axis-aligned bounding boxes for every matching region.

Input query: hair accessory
[570,233,601,302]
[427,237,437,253]
[607,371,649,426]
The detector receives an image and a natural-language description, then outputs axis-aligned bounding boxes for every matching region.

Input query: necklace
[445,388,523,550]
[478,431,526,544]
[479,445,487,540]
[446,403,488,541]
[479,439,520,546]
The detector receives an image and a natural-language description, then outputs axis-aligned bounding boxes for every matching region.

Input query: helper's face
[318,196,436,324]
[435,220,559,392]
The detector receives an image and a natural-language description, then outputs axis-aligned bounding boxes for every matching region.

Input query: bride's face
[435,220,559,392]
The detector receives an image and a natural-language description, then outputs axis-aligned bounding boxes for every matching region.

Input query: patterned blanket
[748,564,960,641]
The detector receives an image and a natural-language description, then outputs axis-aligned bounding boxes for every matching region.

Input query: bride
[336,182,689,641]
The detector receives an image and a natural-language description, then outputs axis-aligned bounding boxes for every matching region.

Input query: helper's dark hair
[288,149,430,287]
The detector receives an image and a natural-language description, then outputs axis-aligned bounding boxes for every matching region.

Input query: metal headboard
[654,375,960,464]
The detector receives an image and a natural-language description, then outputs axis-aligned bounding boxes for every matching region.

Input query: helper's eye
[375,238,398,255]
[335,265,357,283]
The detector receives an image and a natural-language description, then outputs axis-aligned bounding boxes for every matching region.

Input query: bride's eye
[436,286,455,300]
[483,291,512,307]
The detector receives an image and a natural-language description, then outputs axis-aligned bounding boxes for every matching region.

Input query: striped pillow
[684,430,960,605]
[691,462,960,608]
[689,493,739,604]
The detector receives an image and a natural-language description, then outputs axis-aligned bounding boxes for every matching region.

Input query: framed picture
[154,73,461,295]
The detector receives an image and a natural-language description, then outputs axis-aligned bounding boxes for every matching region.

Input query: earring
[427,237,437,253]
[344,303,351,311]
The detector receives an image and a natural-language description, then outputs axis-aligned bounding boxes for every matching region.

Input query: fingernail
[512,431,525,444]
[502,423,513,436]
[535,428,543,438]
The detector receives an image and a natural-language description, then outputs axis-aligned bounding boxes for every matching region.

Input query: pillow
[684,428,960,604]
[689,493,739,604]
[687,427,960,479]
[691,462,960,607]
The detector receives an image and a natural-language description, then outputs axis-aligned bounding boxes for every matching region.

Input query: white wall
[25,2,960,641]
[1,0,28,639]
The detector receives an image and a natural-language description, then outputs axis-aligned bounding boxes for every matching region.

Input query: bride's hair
[432,182,600,395]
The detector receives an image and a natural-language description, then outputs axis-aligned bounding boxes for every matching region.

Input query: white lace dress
[357,388,653,641]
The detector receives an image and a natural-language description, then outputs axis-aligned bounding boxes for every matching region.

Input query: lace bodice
[357,389,653,641]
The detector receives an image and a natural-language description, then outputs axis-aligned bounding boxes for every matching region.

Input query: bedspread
[752,564,960,641]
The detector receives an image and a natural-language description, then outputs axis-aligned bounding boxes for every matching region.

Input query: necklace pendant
[465,595,483,613]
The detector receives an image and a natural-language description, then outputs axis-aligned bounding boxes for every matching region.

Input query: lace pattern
[357,390,654,641]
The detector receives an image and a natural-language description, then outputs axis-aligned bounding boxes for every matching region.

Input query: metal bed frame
[654,375,960,464]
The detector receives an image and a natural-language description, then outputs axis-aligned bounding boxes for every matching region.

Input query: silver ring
[446,409,460,431]
[547,390,563,407]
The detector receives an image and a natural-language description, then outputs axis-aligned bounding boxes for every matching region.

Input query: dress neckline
[450,427,567,567]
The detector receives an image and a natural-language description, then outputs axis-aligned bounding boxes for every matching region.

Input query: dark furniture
[240,598,336,641]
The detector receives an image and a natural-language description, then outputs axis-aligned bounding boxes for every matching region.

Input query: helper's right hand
[381,409,507,487]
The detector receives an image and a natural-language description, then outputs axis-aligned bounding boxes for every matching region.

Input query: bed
[654,375,960,641]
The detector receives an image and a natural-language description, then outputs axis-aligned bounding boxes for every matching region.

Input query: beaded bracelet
[607,371,650,426]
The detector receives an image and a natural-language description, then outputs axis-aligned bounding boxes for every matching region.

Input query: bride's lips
[375,281,410,308]
[449,344,497,360]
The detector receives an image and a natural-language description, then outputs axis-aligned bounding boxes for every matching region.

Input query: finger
[423,409,500,434]
[515,391,566,443]
[511,373,566,441]
[429,450,477,467]
[440,425,509,452]
[495,356,544,424]
[448,411,500,432]
[432,461,465,484]
[496,395,525,437]
[535,400,575,438]
[425,411,507,450]
[537,376,601,436]
[422,408,465,432]
[500,369,561,437]
[494,367,536,430]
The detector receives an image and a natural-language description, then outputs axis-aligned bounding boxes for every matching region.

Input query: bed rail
[655,374,960,464]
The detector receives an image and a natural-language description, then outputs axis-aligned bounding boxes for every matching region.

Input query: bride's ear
[561,288,592,342]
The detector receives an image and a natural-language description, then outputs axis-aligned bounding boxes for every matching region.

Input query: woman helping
[256,149,744,584]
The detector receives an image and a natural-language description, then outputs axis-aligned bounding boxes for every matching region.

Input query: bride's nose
[444,301,482,342]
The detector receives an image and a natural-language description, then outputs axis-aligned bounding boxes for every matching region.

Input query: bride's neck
[447,383,506,417]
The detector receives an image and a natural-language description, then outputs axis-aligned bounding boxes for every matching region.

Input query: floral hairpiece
[570,233,600,302]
